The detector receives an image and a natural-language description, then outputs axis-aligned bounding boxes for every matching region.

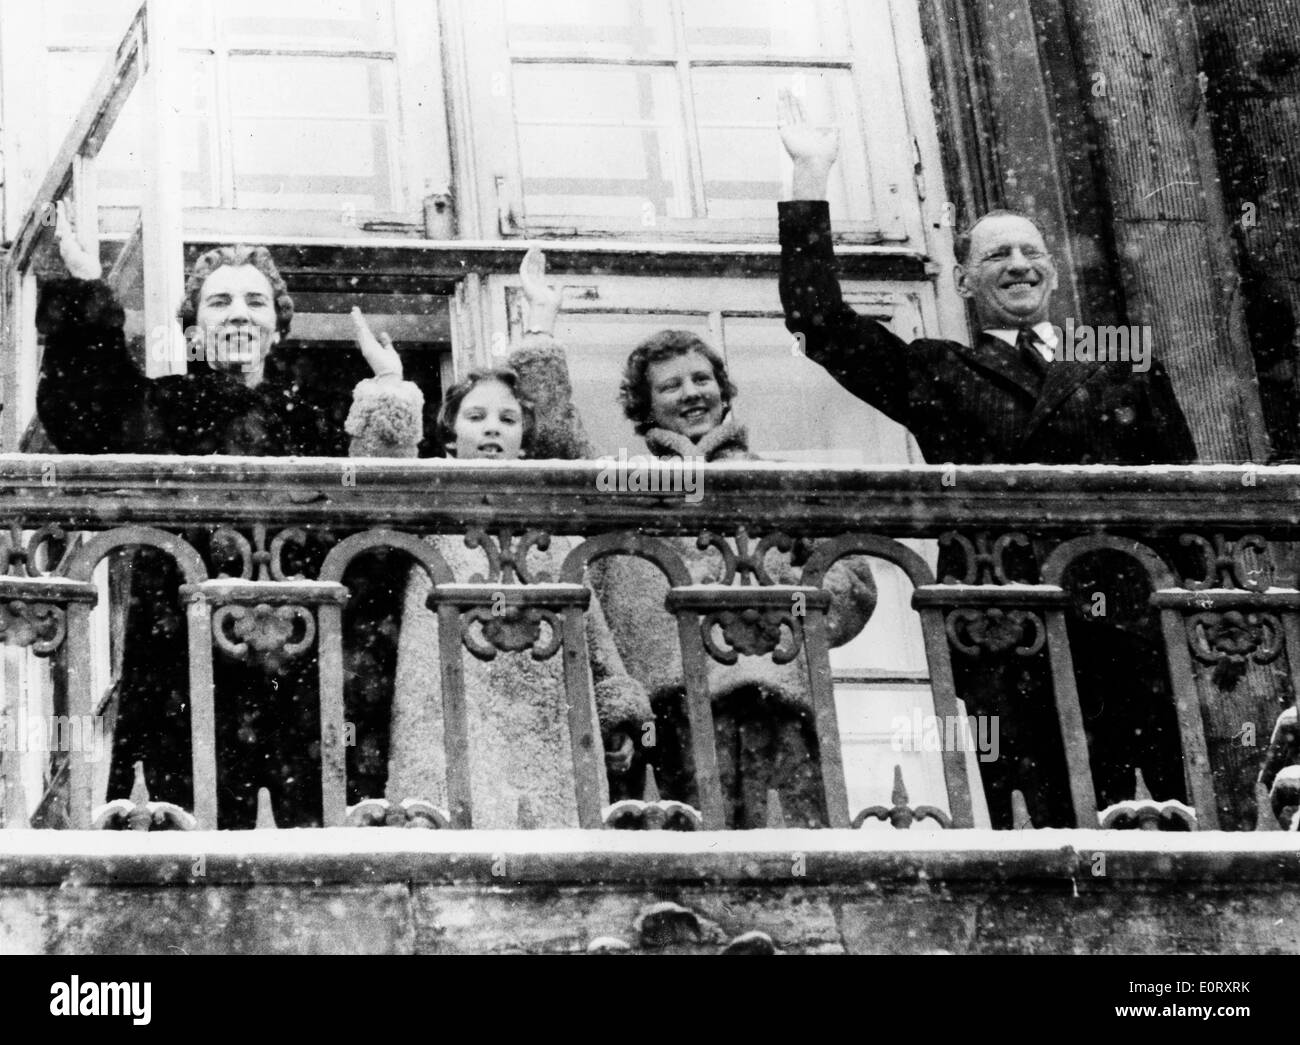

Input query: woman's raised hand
[54,200,103,281]
[350,307,403,381]
[777,89,840,201]
[519,246,561,335]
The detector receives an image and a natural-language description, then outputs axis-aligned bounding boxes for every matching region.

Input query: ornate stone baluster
[426,527,606,828]
[1146,532,1296,830]
[0,524,96,828]
[662,527,850,827]
[320,530,455,827]
[562,531,722,828]
[909,531,1059,827]
[182,525,346,828]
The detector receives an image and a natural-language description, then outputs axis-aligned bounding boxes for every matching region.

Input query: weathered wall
[1194,0,1300,461]
[922,0,1127,328]
[922,0,1274,462]
[1061,0,1271,462]
[2,830,1298,955]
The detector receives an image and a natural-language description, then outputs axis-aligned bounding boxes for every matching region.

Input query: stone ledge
[3,831,1299,954]
[1,829,1296,887]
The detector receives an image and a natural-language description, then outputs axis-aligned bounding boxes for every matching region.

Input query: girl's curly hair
[617,329,737,436]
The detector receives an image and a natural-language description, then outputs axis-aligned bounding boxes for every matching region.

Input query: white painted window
[1,0,447,240]
[454,0,924,243]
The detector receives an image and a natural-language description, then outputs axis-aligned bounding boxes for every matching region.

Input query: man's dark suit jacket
[777,199,1199,827]
[778,200,1197,466]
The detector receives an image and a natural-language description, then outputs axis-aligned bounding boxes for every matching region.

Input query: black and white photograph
[0,0,1294,993]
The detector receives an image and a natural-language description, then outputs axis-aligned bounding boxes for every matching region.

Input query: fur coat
[588,413,880,828]
[385,534,652,828]
[383,333,652,828]
[35,277,424,828]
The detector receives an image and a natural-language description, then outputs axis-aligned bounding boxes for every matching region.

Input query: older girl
[589,329,879,828]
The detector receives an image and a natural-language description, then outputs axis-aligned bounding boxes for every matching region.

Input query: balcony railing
[0,455,1298,836]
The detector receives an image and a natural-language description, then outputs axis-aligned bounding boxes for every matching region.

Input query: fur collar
[643,412,753,461]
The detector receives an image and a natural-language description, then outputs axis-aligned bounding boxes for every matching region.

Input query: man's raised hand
[54,200,103,281]
[350,307,403,381]
[778,89,839,201]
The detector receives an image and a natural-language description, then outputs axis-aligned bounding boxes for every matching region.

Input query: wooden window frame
[447,0,940,248]
[1,0,450,242]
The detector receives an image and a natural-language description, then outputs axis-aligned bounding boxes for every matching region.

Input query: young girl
[374,252,650,828]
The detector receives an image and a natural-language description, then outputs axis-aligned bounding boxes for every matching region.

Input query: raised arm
[36,201,153,453]
[507,246,594,459]
[779,89,840,203]
[776,92,915,426]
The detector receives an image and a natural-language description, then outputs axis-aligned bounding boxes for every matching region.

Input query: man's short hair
[953,209,1052,266]
[177,244,294,337]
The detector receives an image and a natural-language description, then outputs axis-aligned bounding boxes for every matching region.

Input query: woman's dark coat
[36,278,423,828]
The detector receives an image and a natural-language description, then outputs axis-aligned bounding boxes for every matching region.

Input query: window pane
[505,0,673,57]
[229,56,387,115]
[720,315,918,464]
[545,311,713,457]
[229,56,397,210]
[43,0,141,40]
[46,52,216,208]
[836,681,966,828]
[681,0,850,57]
[44,0,211,49]
[221,0,393,49]
[695,68,871,223]
[513,65,690,222]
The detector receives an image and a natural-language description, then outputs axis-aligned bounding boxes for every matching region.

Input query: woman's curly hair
[177,245,294,338]
[617,329,737,436]
[436,367,537,457]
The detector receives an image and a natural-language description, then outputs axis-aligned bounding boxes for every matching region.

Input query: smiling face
[451,379,525,460]
[195,264,279,385]
[955,214,1058,329]
[645,350,726,441]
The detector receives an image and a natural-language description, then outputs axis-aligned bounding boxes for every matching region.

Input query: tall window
[459,0,924,242]
[2,0,446,238]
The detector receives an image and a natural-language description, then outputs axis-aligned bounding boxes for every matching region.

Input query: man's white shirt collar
[985,321,1058,362]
